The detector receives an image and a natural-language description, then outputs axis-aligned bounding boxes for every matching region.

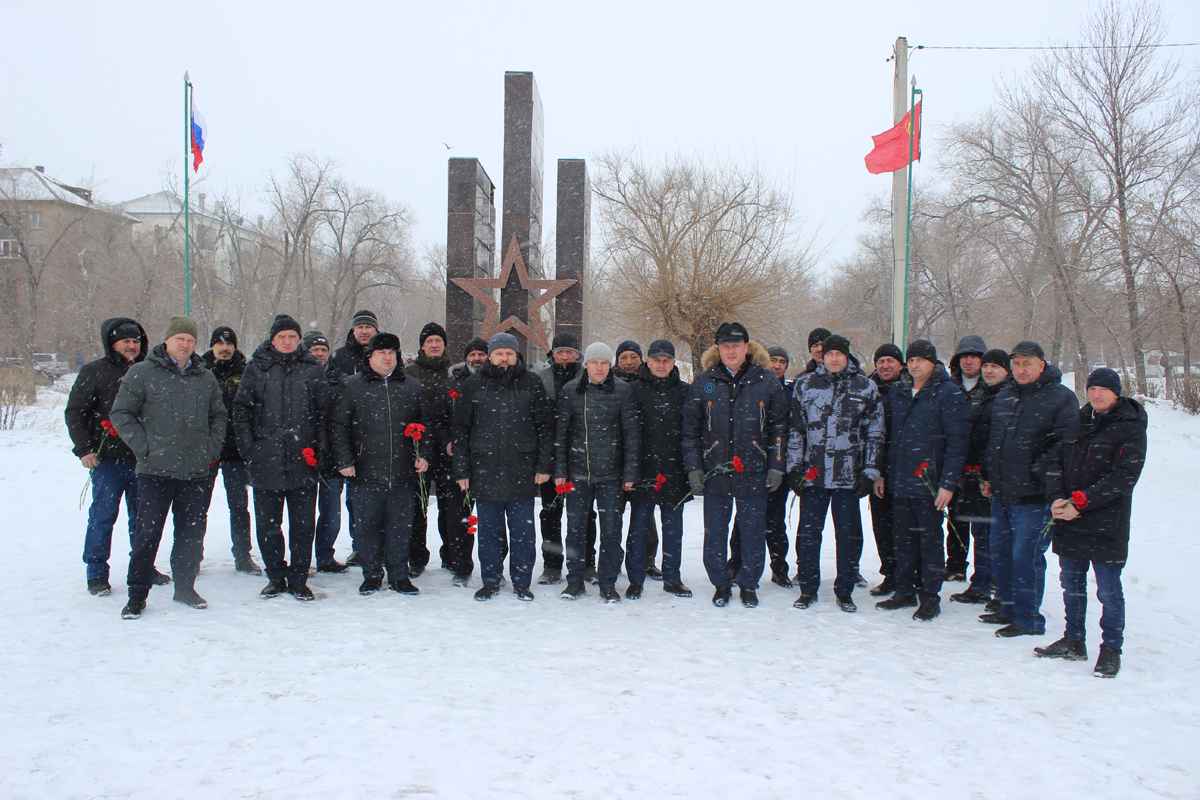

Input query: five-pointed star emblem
[450,233,576,352]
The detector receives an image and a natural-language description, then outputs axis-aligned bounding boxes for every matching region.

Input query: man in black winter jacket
[66,317,152,595]
[946,334,987,581]
[331,332,428,596]
[302,330,353,574]
[555,342,640,603]
[330,309,378,377]
[403,321,454,578]
[232,315,331,601]
[200,326,261,575]
[980,340,1079,638]
[866,343,905,597]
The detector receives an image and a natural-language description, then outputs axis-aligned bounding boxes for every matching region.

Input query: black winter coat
[553,370,640,485]
[884,364,971,499]
[982,365,1079,505]
[629,365,691,506]
[64,317,148,462]
[330,367,425,487]
[535,359,582,407]
[1048,398,1147,566]
[201,349,247,462]
[403,352,451,474]
[428,362,471,463]
[330,329,368,376]
[952,378,1002,520]
[232,342,331,491]
[452,359,554,501]
[681,342,788,497]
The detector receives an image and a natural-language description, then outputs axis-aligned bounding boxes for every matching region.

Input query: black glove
[853,473,874,499]
[788,469,806,494]
[688,469,705,497]
[767,469,785,493]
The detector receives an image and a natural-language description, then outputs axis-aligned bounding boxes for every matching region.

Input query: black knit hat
[982,349,1010,372]
[1010,340,1046,360]
[822,335,851,358]
[905,339,938,363]
[209,325,237,347]
[551,332,581,354]
[463,337,489,359]
[268,314,302,340]
[616,340,643,359]
[302,330,329,350]
[715,322,750,344]
[808,327,832,349]
[111,321,144,345]
[874,343,903,364]
[767,345,790,364]
[419,321,448,348]
[365,332,401,358]
[351,310,379,330]
[1087,367,1122,398]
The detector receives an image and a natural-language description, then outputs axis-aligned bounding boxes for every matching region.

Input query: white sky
[4,1,1197,265]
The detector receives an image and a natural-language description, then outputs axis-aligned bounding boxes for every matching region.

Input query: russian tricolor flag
[190,101,207,171]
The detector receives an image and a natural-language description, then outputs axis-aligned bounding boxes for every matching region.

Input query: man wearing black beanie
[865,341,907,597]
[805,328,832,374]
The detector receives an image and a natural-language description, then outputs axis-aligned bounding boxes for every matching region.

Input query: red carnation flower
[804,466,819,482]
[209,460,219,469]
[555,482,575,495]
[732,456,744,473]
[919,462,930,469]
[1071,490,1088,511]
[449,390,460,399]
[404,423,425,441]
[100,420,117,435]
[467,515,478,526]
[654,473,667,491]
[466,525,477,536]
[302,446,318,467]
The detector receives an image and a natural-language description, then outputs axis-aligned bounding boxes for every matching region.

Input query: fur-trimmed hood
[700,340,771,371]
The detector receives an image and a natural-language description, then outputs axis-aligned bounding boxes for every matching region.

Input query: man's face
[810,342,824,362]
[906,356,934,383]
[1087,385,1119,413]
[553,348,579,366]
[823,350,848,374]
[369,348,397,376]
[718,341,748,372]
[489,348,516,367]
[272,330,300,354]
[422,335,444,358]
[165,333,196,364]
[982,363,1008,387]
[212,341,235,361]
[875,356,902,382]
[617,351,642,375]
[586,359,611,384]
[309,344,329,366]
[113,337,141,363]
[769,356,788,379]
[1011,355,1045,385]
[648,354,675,378]
[959,354,982,378]
[353,324,377,346]
[466,349,487,369]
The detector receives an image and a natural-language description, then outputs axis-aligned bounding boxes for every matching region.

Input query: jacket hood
[700,340,771,371]
[101,317,148,367]
[950,334,988,377]
[251,339,321,370]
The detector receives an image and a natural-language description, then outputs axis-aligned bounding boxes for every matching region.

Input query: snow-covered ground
[3,388,1198,799]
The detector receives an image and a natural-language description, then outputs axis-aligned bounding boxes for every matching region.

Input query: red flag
[864,100,921,175]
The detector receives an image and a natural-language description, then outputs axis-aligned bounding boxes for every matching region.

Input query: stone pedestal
[445,158,495,359]
[555,159,590,347]
[500,71,544,360]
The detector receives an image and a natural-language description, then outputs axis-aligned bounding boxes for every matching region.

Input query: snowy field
[3,386,1198,799]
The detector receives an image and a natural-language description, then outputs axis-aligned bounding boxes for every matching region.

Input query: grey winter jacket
[786,360,885,488]
[553,371,640,485]
[109,344,226,481]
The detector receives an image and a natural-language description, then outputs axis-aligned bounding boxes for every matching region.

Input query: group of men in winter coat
[67,312,1146,677]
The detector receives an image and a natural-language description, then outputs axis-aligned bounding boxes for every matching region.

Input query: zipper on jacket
[583,386,592,484]
[385,375,393,488]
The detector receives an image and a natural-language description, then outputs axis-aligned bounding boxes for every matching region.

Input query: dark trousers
[315,475,344,566]
[344,482,357,551]
[729,484,790,577]
[868,490,896,579]
[83,460,138,580]
[566,480,625,586]
[796,486,864,598]
[477,497,535,588]
[892,496,946,604]
[624,492,660,567]
[431,477,474,576]
[628,503,684,584]
[956,518,992,595]
[202,460,253,559]
[127,475,208,598]
[1059,556,1125,652]
[540,481,598,570]
[703,494,767,590]
[254,485,317,584]
[352,482,415,581]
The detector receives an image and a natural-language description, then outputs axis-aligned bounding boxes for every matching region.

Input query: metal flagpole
[889,38,908,349]
[184,70,192,316]
[903,78,921,347]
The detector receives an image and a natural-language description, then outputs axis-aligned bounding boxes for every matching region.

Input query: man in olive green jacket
[110,316,226,619]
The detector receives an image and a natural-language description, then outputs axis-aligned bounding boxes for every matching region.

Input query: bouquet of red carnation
[654,473,667,491]
[915,461,966,550]
[674,457,744,509]
[554,481,574,507]
[302,447,318,467]
[732,456,744,473]
[1070,490,1088,511]
[405,423,429,511]
[466,514,478,536]
[79,420,122,508]
[804,466,819,483]
[448,390,460,401]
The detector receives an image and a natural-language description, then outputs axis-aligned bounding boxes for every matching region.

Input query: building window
[29,213,43,230]
[0,239,20,258]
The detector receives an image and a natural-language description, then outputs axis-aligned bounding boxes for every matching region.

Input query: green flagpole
[902,78,921,345]
[184,70,192,317]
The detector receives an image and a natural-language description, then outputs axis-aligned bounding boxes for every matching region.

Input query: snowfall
[2,380,1198,800]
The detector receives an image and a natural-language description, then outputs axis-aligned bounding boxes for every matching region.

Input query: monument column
[500,71,544,361]
[555,159,589,347]
[445,158,496,359]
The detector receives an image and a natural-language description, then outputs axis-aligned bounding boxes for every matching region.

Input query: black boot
[474,585,500,601]
[599,585,622,603]
[316,560,349,574]
[996,622,1041,638]
[173,578,207,609]
[740,588,758,608]
[537,567,563,585]
[452,573,471,587]
[514,585,534,601]
[793,593,817,609]
[359,577,383,595]
[1093,646,1120,678]
[979,611,1010,624]
[645,563,663,580]
[561,580,587,600]
[260,577,288,598]
[662,580,692,598]
[152,569,172,586]
[289,581,315,601]
[626,582,643,600]
[836,596,857,613]
[1034,637,1087,661]
[712,586,732,607]
[854,572,869,588]
[869,576,896,597]
[771,572,794,589]
[584,565,599,585]
[344,550,359,567]
[913,600,940,621]
[88,578,112,596]
[235,555,263,575]
[876,593,918,610]
[950,587,991,604]
[121,596,146,619]
[389,578,419,595]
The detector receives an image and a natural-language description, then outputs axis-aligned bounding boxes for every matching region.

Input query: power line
[915,42,1199,51]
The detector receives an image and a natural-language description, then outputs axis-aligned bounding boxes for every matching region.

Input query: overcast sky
[4,1,1198,266]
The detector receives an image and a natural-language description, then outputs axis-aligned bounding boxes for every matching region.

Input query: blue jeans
[797,486,864,598]
[82,460,139,580]
[991,501,1052,633]
[566,481,624,585]
[1059,556,1125,652]
[316,475,344,566]
[477,498,535,588]
[628,503,684,584]
[202,461,253,558]
[703,494,767,590]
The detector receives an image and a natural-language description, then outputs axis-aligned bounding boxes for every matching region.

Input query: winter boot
[152,569,172,586]
[645,563,663,580]
[599,585,622,603]
[950,587,991,604]
[289,581,315,602]
[537,567,563,585]
[979,611,1010,624]
[913,600,941,621]
[836,596,857,613]
[316,560,349,574]
[88,578,111,596]
[626,582,643,600]
[1034,637,1087,661]
[662,580,692,598]
[712,586,732,607]
[452,573,471,587]
[793,593,817,609]
[408,564,425,579]
[1094,646,1120,678]
[389,578,419,595]
[869,576,896,597]
[945,571,967,583]
[235,555,263,575]
[514,585,534,602]
[561,580,587,600]
[876,593,918,610]
[984,597,1002,613]
[359,577,383,595]
[121,597,146,619]
[260,578,288,598]
[474,585,500,602]
[771,572,794,589]
[344,550,360,567]
[854,572,869,588]
[740,588,758,608]
[996,622,1041,638]
[584,565,599,585]
[173,578,207,609]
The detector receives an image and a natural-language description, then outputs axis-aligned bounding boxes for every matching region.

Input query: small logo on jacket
[704,383,715,393]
